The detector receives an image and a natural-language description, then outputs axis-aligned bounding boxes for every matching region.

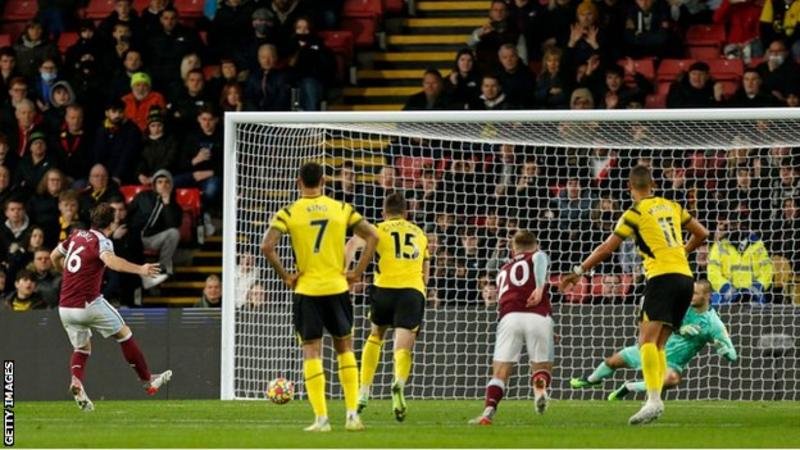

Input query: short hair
[186,68,204,79]
[384,191,407,216]
[160,6,178,17]
[15,269,35,283]
[298,162,324,188]
[629,164,653,190]
[4,196,24,210]
[512,230,537,249]
[91,203,115,229]
[0,47,15,59]
[197,103,218,117]
[58,189,79,205]
[9,76,27,88]
[743,67,760,77]
[423,68,442,79]
[206,274,221,284]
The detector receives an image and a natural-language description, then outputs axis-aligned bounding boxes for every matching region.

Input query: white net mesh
[224,111,800,401]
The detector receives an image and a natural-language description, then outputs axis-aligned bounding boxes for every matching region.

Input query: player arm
[683,217,710,254]
[345,235,366,270]
[577,233,624,275]
[711,322,737,362]
[350,220,378,278]
[261,227,292,282]
[99,251,151,276]
[50,246,66,272]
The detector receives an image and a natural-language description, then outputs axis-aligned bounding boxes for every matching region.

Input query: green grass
[14,399,800,448]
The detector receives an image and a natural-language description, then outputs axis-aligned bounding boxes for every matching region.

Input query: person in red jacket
[714,0,764,61]
[121,72,166,132]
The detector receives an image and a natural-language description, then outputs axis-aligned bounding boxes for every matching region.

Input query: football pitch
[14,399,800,448]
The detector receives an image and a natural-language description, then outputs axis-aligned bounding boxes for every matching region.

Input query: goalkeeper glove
[680,324,702,336]
[713,339,737,361]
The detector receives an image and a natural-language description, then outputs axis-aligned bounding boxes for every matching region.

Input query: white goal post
[221,109,800,402]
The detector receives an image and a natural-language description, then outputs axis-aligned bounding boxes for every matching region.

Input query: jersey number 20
[496,259,531,299]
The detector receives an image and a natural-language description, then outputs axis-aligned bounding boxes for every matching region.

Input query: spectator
[15,131,57,194]
[104,23,135,70]
[103,195,143,306]
[208,58,245,101]
[570,87,595,108]
[287,17,335,111]
[770,161,800,214]
[535,47,571,109]
[714,0,763,61]
[68,54,104,127]
[1,270,45,311]
[497,44,536,108]
[566,0,606,67]
[138,109,179,186]
[141,0,168,34]
[31,58,63,110]
[598,0,627,60]
[469,74,515,110]
[42,81,76,134]
[666,62,724,108]
[9,99,44,159]
[553,177,593,270]
[0,135,16,177]
[469,0,528,73]
[236,8,281,70]
[168,68,212,129]
[404,70,450,110]
[445,48,481,110]
[175,106,222,216]
[481,280,498,307]
[770,197,800,276]
[92,100,141,185]
[55,190,86,242]
[362,165,397,221]
[195,274,222,307]
[122,72,167,132]
[594,273,629,303]
[27,248,61,308]
[0,166,17,208]
[759,0,800,58]
[508,0,547,61]
[0,197,32,263]
[757,40,800,103]
[12,21,59,79]
[1,78,29,136]
[5,224,45,287]
[623,0,675,58]
[145,8,203,91]
[109,49,145,104]
[127,169,181,286]
[98,0,144,46]
[78,164,121,220]
[270,0,311,39]
[593,60,651,108]
[0,48,20,105]
[27,167,65,247]
[727,68,780,107]
[51,104,91,184]
[64,21,103,76]
[709,216,773,304]
[209,0,256,61]
[219,82,251,112]
[330,161,361,206]
[234,252,259,308]
[413,169,443,226]
[244,44,291,111]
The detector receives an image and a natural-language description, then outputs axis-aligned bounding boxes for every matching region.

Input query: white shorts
[59,297,126,348]
[492,312,554,364]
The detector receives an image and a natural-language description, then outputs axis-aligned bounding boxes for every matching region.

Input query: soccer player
[345,192,429,422]
[469,230,554,425]
[561,164,709,425]
[262,162,378,432]
[570,279,737,399]
[51,203,172,412]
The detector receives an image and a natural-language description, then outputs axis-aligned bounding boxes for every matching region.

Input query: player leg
[326,293,363,431]
[571,350,630,388]
[627,319,666,425]
[469,361,514,425]
[470,313,522,425]
[112,325,172,395]
[358,324,387,413]
[294,295,330,432]
[389,289,424,422]
[612,369,682,398]
[60,307,95,412]
[527,314,554,414]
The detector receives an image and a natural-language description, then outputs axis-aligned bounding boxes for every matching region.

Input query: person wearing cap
[127,169,182,286]
[14,131,56,194]
[92,99,141,185]
[122,72,167,132]
[666,61,724,108]
[137,108,179,186]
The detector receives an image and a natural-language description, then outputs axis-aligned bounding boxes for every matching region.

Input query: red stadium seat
[656,59,693,83]
[341,15,378,47]
[3,0,37,21]
[175,188,202,243]
[0,34,10,47]
[202,65,219,80]
[319,31,355,81]
[645,93,667,108]
[58,32,79,53]
[748,56,765,68]
[119,185,150,204]
[174,0,204,18]
[396,156,434,187]
[133,0,149,12]
[85,0,116,19]
[688,45,721,60]
[686,23,726,47]
[384,0,404,14]
[719,79,739,99]
[0,22,27,41]
[343,0,384,19]
[707,58,743,81]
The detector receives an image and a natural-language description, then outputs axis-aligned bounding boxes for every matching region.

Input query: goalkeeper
[570,279,737,399]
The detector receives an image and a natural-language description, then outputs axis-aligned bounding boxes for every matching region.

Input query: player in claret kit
[469,230,554,425]
[51,203,173,412]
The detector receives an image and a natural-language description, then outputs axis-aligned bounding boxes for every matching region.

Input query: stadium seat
[58,32,79,53]
[175,188,202,243]
[0,34,10,47]
[133,0,149,12]
[748,56,765,68]
[85,0,116,19]
[174,0,204,17]
[686,23,726,47]
[707,58,743,81]
[396,156,435,187]
[119,184,150,204]
[341,15,378,47]
[645,93,667,108]
[688,45,721,60]
[384,0,404,14]
[343,0,384,19]
[719,79,739,98]
[319,30,355,81]
[618,57,655,81]
[656,59,693,83]
[3,0,37,21]
[0,23,26,41]
[202,65,219,80]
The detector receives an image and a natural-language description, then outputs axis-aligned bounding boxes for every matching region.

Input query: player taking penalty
[470,230,554,425]
[561,165,709,425]
[262,162,378,432]
[345,192,430,422]
[571,279,737,399]
[51,203,172,412]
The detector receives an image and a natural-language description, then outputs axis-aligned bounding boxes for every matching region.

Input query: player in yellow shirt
[262,162,378,432]
[561,165,709,425]
[346,192,429,422]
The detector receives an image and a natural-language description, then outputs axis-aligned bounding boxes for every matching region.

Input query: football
[266,377,295,404]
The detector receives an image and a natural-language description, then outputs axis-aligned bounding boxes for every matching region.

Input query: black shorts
[293,292,353,343]
[640,274,694,329]
[369,286,425,331]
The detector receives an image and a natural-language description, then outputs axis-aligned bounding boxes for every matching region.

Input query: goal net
[221,110,800,402]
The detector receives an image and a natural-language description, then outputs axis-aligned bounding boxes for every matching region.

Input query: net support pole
[220,112,238,400]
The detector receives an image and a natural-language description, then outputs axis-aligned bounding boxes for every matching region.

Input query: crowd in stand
[403,0,800,110]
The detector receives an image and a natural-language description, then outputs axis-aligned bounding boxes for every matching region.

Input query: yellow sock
[640,343,661,397]
[303,358,327,418]
[394,348,412,385]
[337,352,359,413]
[658,349,667,391]
[359,336,382,389]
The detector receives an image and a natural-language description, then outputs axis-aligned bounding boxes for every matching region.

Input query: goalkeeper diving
[570,279,737,399]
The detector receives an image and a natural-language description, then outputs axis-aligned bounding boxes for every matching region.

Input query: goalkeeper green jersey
[620,307,737,373]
